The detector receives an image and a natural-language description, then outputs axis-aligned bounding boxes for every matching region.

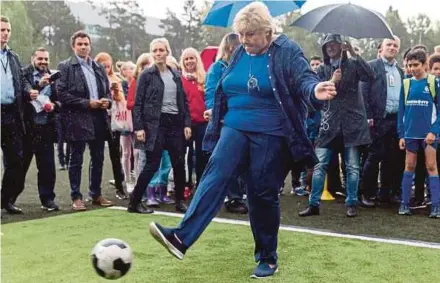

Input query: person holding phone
[95,52,128,200]
[57,30,114,211]
[21,47,62,211]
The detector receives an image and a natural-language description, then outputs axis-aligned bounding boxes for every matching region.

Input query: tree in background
[280,12,322,59]
[2,1,44,65]
[92,0,151,61]
[160,9,187,58]
[161,0,205,58]
[181,0,203,50]
[24,0,84,68]
[199,0,232,47]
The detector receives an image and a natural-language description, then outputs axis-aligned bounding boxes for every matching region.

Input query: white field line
[109,206,440,250]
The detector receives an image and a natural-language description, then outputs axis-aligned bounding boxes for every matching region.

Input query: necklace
[247,54,261,93]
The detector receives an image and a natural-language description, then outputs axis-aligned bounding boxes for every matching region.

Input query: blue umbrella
[203,0,306,27]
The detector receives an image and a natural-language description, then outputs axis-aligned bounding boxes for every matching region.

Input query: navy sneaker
[149,222,187,260]
[250,262,279,279]
[398,204,411,216]
[429,206,440,218]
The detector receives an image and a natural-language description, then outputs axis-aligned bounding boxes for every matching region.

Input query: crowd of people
[1,1,440,278]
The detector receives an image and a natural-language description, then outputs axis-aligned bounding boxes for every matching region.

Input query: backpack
[403,74,437,104]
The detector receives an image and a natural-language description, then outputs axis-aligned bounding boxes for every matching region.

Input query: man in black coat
[22,47,61,211]
[57,30,113,211]
[360,36,405,205]
[1,16,34,214]
[299,34,374,217]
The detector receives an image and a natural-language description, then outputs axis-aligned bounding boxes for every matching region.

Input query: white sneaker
[126,182,135,193]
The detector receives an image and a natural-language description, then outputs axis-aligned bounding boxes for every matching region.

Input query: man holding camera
[57,30,113,211]
[22,47,61,211]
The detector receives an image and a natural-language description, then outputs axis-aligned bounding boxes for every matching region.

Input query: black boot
[3,203,23,214]
[175,201,188,213]
[128,196,153,214]
[298,205,320,217]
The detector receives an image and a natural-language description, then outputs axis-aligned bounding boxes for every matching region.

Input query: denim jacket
[202,34,323,169]
[204,59,227,110]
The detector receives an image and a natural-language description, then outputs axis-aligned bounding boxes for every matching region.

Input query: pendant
[247,76,260,92]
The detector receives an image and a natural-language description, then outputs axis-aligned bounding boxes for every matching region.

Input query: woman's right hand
[136,130,146,142]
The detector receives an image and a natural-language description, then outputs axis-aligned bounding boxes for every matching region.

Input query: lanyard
[0,53,8,74]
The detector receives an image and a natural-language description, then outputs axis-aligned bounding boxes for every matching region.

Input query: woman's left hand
[314,81,337,101]
[184,127,192,140]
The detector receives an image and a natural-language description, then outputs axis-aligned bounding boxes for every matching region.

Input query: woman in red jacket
[180,48,208,190]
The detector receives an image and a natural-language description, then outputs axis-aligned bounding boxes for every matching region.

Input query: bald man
[360,36,406,206]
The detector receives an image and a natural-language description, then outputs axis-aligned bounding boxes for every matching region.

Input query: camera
[48,71,62,82]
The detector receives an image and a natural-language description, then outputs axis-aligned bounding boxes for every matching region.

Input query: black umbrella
[291,3,394,39]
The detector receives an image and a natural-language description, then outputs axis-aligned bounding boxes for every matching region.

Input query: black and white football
[91,238,132,280]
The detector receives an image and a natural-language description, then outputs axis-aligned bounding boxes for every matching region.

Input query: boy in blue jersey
[398,49,440,218]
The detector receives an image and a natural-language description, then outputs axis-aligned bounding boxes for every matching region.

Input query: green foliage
[93,0,151,61]
[1,1,43,65]
[160,0,205,59]
[23,0,84,68]
[280,12,323,59]
[160,9,187,58]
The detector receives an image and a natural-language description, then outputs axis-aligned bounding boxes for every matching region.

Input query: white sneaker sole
[149,222,184,260]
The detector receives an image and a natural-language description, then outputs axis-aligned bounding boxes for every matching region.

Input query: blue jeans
[69,139,105,200]
[174,126,287,263]
[309,146,360,207]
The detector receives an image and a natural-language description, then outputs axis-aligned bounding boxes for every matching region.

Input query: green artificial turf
[2,209,439,283]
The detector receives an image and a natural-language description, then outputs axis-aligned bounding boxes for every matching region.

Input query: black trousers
[1,108,24,207]
[108,131,124,190]
[22,124,56,204]
[131,114,187,204]
[362,117,405,198]
[55,114,70,167]
[187,122,209,187]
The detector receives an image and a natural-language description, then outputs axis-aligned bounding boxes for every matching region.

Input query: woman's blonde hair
[133,53,152,79]
[95,52,124,102]
[216,33,240,62]
[232,2,275,34]
[180,47,205,85]
[95,52,114,76]
[166,56,180,70]
[149,37,172,56]
[120,61,136,79]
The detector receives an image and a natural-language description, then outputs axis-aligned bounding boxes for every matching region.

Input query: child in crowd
[398,49,440,218]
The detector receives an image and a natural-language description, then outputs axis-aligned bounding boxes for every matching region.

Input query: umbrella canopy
[200,46,219,71]
[291,3,393,39]
[203,0,306,27]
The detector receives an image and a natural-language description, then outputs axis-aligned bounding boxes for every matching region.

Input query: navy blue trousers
[22,124,56,204]
[175,126,287,263]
